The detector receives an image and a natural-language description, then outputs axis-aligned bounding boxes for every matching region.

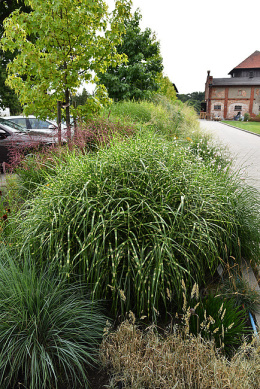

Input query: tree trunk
[65,88,71,140]
[57,100,62,145]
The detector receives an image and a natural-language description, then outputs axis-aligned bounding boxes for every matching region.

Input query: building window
[234,105,242,111]
[214,105,221,110]
[249,71,254,78]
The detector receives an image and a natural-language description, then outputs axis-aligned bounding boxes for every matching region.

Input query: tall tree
[98,9,163,101]
[0,0,30,114]
[156,74,177,102]
[1,0,131,130]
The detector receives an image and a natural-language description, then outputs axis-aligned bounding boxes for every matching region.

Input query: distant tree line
[177,91,205,113]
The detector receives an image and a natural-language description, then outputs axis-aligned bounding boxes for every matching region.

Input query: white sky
[106,0,260,94]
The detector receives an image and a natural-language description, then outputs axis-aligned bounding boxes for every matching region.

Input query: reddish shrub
[7,117,136,172]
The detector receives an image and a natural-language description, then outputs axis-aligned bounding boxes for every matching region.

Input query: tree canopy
[177,91,205,112]
[97,9,163,101]
[156,74,177,102]
[0,0,132,125]
[0,0,31,114]
[72,88,91,108]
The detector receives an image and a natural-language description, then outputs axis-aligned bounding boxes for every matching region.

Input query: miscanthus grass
[13,116,136,198]
[0,247,107,389]
[7,131,260,319]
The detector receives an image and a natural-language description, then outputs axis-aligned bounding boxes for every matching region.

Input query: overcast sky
[106,0,260,94]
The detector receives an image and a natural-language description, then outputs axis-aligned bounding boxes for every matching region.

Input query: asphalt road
[199,120,260,192]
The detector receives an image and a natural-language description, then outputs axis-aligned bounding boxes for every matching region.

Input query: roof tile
[230,51,260,72]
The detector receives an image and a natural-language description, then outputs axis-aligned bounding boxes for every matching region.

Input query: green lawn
[222,121,260,135]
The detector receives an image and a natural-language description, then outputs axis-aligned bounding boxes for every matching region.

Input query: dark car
[0,118,54,167]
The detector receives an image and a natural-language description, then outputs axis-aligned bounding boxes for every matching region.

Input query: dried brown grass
[101,320,260,389]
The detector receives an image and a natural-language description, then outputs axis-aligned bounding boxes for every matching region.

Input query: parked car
[0,118,55,166]
[0,117,29,133]
[4,115,67,136]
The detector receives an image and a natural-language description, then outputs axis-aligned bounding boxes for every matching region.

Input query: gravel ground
[199,120,260,192]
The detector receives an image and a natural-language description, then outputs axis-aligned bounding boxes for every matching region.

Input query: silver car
[0,118,57,166]
[4,115,67,136]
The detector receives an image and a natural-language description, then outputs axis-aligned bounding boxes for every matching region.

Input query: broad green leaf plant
[98,9,164,101]
[0,0,132,126]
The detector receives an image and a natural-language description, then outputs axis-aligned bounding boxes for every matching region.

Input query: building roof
[212,77,260,86]
[228,51,260,74]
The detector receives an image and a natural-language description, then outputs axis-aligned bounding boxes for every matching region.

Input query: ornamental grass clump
[13,116,136,198]
[100,318,260,389]
[7,131,260,319]
[0,247,107,389]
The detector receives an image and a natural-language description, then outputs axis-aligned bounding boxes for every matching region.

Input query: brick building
[204,51,260,120]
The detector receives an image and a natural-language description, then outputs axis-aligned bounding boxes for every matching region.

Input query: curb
[220,121,260,137]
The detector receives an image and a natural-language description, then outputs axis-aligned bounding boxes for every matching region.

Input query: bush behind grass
[7,132,260,319]
[103,97,200,139]
[0,247,107,389]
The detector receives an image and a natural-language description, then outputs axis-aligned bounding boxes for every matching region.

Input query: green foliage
[103,98,200,139]
[0,0,29,27]
[188,293,249,356]
[0,0,132,122]
[72,88,91,108]
[150,95,201,136]
[0,52,22,114]
[14,98,199,199]
[106,100,154,123]
[97,9,163,101]
[188,135,231,171]
[156,74,177,102]
[0,247,107,389]
[7,131,260,320]
[244,113,250,121]
[14,153,59,197]
[0,0,30,114]
[177,91,205,113]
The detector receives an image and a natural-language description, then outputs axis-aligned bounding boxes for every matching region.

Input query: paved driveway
[199,120,260,191]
